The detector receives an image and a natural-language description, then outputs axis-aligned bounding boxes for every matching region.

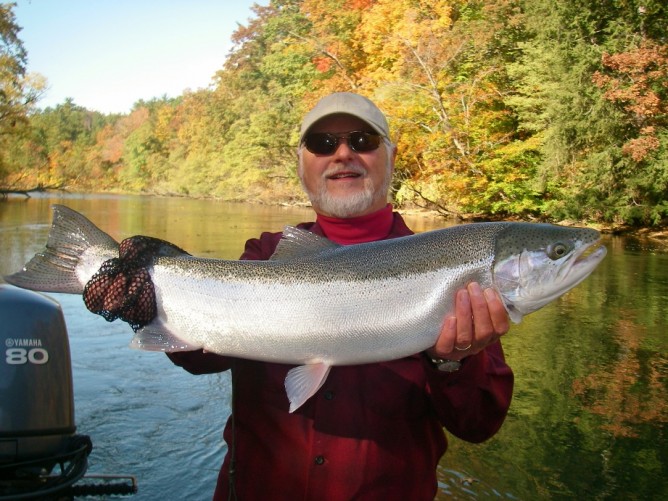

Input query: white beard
[310,182,379,218]
[298,154,393,218]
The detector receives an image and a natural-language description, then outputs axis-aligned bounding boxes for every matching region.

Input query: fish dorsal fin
[129,323,201,352]
[270,226,339,261]
[285,363,332,413]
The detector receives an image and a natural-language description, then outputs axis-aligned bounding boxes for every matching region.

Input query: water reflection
[1,194,666,500]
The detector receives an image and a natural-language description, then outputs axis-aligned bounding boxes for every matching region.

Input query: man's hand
[427,282,510,361]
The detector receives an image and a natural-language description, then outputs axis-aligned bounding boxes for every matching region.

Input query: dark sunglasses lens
[349,132,381,152]
[304,133,337,154]
[303,131,382,154]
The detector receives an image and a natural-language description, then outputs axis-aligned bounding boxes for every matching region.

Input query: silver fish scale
[151,263,483,365]
[146,224,509,364]
[154,222,511,285]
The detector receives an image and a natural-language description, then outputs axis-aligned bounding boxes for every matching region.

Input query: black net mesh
[82,236,185,332]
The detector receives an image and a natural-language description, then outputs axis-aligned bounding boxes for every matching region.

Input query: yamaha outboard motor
[0,285,77,463]
[0,284,91,499]
[0,285,138,499]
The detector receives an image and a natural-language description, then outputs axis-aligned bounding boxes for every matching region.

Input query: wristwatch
[426,354,462,372]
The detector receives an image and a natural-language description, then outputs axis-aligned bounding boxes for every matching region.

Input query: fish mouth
[572,238,607,268]
[540,237,607,307]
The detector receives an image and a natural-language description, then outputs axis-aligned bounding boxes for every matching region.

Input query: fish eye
[547,243,569,260]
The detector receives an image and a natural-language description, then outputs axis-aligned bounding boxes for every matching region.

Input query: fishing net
[82,236,185,331]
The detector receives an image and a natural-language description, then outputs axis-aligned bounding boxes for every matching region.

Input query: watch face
[437,360,462,372]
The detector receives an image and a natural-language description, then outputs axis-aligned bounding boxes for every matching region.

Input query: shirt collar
[314,204,394,245]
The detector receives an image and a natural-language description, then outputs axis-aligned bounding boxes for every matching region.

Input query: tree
[3,0,667,225]
[350,0,535,217]
[22,99,108,188]
[592,40,668,223]
[0,2,45,185]
[506,0,668,225]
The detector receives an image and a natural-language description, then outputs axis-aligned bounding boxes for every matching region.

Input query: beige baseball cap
[299,92,390,143]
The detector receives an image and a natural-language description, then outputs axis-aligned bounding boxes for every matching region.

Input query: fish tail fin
[4,205,118,294]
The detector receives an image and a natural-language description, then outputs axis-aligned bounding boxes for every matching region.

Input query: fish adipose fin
[285,363,332,413]
[130,322,201,352]
[270,226,340,261]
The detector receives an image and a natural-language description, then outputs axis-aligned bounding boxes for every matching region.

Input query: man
[168,92,513,500]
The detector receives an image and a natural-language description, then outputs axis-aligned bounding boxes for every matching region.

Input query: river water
[0,193,666,500]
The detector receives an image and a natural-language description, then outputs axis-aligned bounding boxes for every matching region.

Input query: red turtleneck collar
[314,204,395,245]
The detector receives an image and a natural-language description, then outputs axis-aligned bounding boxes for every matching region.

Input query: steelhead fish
[5,205,606,412]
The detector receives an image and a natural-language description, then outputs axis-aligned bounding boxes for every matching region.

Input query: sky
[13,0,267,114]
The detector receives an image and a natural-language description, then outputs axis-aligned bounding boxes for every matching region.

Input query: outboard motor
[0,285,135,499]
[0,284,77,465]
[0,284,90,499]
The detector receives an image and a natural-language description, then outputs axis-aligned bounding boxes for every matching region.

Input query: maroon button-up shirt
[168,206,514,500]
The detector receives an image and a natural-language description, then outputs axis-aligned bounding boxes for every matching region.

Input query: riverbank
[3,187,667,243]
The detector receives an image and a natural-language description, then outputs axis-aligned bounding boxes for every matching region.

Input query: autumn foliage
[2,0,667,226]
[593,41,668,162]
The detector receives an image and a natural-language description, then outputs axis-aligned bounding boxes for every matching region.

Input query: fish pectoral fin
[129,324,201,352]
[507,308,524,324]
[502,301,525,324]
[270,226,339,261]
[284,363,332,413]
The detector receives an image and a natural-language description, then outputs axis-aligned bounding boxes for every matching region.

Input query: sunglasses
[302,131,383,155]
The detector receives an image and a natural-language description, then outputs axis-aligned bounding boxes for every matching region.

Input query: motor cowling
[0,284,76,465]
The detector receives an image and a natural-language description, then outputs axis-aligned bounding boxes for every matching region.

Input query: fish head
[492,223,607,323]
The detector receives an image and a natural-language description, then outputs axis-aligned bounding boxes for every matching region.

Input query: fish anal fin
[285,363,332,413]
[270,226,339,261]
[129,324,200,352]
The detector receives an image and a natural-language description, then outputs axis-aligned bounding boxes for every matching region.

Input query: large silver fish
[5,205,606,411]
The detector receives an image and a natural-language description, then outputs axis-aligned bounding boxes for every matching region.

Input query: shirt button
[324,390,335,400]
[314,455,325,465]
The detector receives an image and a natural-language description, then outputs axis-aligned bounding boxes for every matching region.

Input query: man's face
[298,114,396,218]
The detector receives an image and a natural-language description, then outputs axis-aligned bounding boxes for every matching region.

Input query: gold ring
[455,343,472,351]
